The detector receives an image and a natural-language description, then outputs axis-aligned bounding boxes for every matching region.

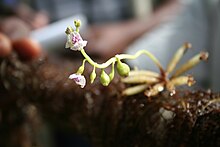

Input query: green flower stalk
[109,62,115,81]
[77,59,86,74]
[65,19,208,98]
[65,19,163,88]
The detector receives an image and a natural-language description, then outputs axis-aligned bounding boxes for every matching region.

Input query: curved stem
[116,50,164,74]
[82,58,87,65]
[76,59,87,74]
[81,49,164,74]
[109,61,115,81]
[80,49,116,69]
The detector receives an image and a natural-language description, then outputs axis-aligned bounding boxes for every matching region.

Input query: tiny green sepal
[116,59,130,77]
[100,69,110,86]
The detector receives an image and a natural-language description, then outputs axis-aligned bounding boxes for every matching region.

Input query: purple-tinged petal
[69,73,86,88]
[65,32,87,51]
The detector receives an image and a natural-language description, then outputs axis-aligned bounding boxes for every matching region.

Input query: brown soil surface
[0,53,219,147]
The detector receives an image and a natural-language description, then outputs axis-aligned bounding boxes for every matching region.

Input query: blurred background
[0,0,170,52]
[0,0,220,146]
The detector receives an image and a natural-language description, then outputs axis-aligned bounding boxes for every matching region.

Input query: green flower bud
[77,65,84,74]
[100,69,110,86]
[74,19,81,28]
[90,67,96,84]
[65,26,74,34]
[77,59,86,74]
[116,59,130,77]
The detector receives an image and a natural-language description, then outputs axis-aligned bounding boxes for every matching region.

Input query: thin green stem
[82,58,86,65]
[116,50,164,74]
[109,61,115,81]
[80,49,116,69]
[76,28,79,33]
[80,49,164,74]
[76,59,87,74]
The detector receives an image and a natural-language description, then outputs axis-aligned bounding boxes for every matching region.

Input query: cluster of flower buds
[65,20,131,88]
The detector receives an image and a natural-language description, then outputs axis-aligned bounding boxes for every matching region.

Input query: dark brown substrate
[0,52,219,147]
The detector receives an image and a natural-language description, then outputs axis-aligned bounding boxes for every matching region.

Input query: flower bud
[74,19,81,28]
[76,59,86,74]
[90,67,96,84]
[116,59,130,77]
[100,70,110,86]
[65,26,74,34]
[77,65,84,74]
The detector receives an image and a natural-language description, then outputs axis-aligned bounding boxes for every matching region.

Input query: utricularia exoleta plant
[65,19,208,97]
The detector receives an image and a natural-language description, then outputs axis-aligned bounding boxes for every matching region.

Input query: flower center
[72,34,81,44]
[74,77,80,82]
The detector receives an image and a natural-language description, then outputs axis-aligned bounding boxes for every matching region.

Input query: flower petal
[65,42,70,48]
[69,73,86,88]
[65,31,87,51]
[81,40,87,47]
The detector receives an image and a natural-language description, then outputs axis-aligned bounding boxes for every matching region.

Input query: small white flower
[65,32,87,51]
[69,73,86,88]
